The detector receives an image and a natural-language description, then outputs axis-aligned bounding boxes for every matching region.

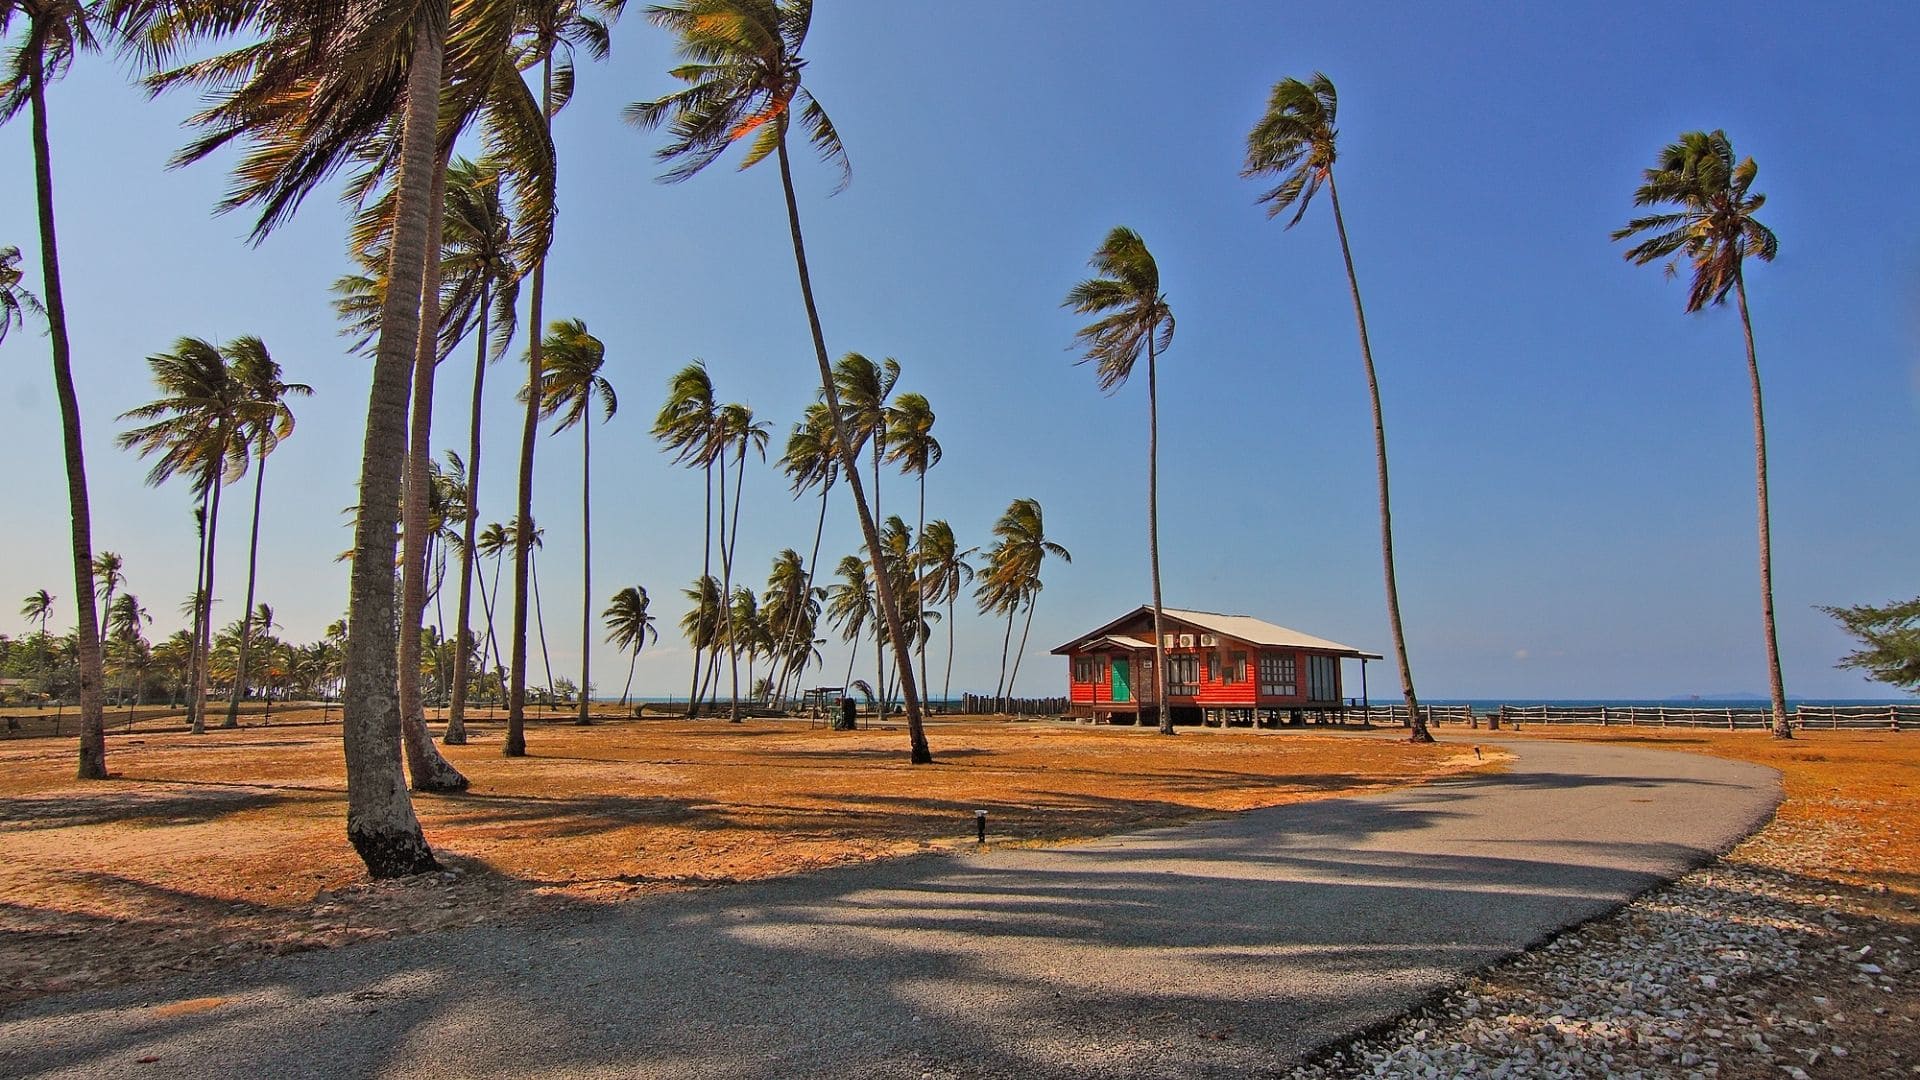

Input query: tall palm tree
[1613,129,1790,740]
[532,317,616,725]
[1065,225,1175,733]
[91,551,123,629]
[629,0,931,764]
[834,353,900,522]
[118,337,250,737]
[713,401,769,722]
[441,156,521,745]
[475,520,514,693]
[604,585,657,707]
[760,547,814,704]
[653,361,720,715]
[978,498,1070,707]
[106,592,150,722]
[21,589,53,635]
[773,401,837,702]
[505,0,622,758]
[2,0,107,778]
[917,519,972,707]
[884,390,938,702]
[221,338,311,729]
[1243,73,1429,744]
[680,574,723,690]
[0,244,44,343]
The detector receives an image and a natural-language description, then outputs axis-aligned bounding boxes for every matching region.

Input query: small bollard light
[975,809,988,843]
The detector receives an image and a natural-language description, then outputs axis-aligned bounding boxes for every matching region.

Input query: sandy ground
[0,712,1488,1005]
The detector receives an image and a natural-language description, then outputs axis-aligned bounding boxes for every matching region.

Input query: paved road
[0,738,1779,1079]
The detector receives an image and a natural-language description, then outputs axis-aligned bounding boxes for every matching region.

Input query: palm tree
[604,585,657,707]
[773,401,837,703]
[532,318,616,725]
[118,337,250,737]
[91,551,123,629]
[505,0,622,759]
[21,589,53,635]
[221,338,311,729]
[0,244,44,343]
[653,362,721,714]
[680,575,723,693]
[1065,225,1175,733]
[629,0,931,764]
[979,498,1070,707]
[475,520,514,696]
[1614,129,1790,740]
[1243,73,1429,744]
[825,554,873,704]
[2,0,107,778]
[106,592,151,723]
[442,156,521,745]
[760,547,815,704]
[917,520,973,707]
[834,353,900,521]
[714,401,770,722]
[884,391,939,702]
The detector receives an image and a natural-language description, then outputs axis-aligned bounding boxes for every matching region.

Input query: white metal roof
[1054,605,1383,659]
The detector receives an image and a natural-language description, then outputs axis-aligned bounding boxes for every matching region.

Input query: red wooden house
[1052,606,1382,726]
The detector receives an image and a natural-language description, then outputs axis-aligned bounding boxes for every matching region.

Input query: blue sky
[2,1,1916,701]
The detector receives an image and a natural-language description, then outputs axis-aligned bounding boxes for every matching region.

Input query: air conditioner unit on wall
[1198,634,1218,647]
[1178,634,1195,648]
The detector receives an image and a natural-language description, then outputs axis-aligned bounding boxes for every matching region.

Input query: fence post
[1658,706,1666,727]
[1727,707,1735,731]
[1893,705,1901,732]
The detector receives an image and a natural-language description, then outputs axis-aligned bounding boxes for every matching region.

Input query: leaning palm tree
[825,554,873,700]
[834,352,900,523]
[441,156,522,745]
[978,498,1070,707]
[1613,129,1790,739]
[772,401,837,702]
[1243,72,1429,744]
[604,585,657,707]
[759,547,812,704]
[629,0,931,764]
[917,519,973,706]
[884,390,939,701]
[221,338,312,729]
[91,551,123,629]
[653,361,720,715]
[0,244,44,343]
[531,318,616,725]
[118,337,250,737]
[21,589,53,635]
[1,0,106,778]
[679,574,723,695]
[1065,225,1175,733]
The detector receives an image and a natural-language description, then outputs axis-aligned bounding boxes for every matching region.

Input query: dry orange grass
[0,716,1488,1002]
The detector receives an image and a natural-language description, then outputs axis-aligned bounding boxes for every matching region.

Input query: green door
[1112,658,1131,702]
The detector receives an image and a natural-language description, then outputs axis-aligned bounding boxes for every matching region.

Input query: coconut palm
[0,244,44,343]
[530,318,616,725]
[772,401,837,702]
[976,498,1070,708]
[653,362,720,714]
[629,0,931,763]
[1243,72,1429,744]
[1065,225,1175,732]
[220,338,311,729]
[1613,129,1790,739]
[442,156,522,744]
[603,585,657,707]
[917,520,973,707]
[91,551,123,626]
[760,547,816,704]
[20,589,53,635]
[825,554,873,699]
[474,520,513,690]
[680,575,723,690]
[117,337,252,737]
[1,0,107,777]
[834,353,900,520]
[713,401,770,722]
[106,592,151,723]
[884,390,938,701]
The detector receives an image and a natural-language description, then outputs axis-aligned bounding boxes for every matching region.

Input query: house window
[1306,655,1339,701]
[1165,654,1199,696]
[1073,656,1096,683]
[1228,651,1247,684]
[1203,652,1214,682]
[1260,653,1297,696]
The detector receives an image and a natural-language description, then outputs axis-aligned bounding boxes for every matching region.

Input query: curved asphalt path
[0,737,1779,1079]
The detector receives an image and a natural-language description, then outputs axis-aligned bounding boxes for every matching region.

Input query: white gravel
[1287,860,1916,1079]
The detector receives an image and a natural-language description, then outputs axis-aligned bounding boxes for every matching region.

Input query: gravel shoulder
[0,737,1779,1079]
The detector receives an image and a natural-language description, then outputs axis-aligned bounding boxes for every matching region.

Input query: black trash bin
[836,696,857,731]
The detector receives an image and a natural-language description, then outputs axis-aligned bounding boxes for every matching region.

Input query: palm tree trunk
[916,475,928,709]
[223,444,268,728]
[445,284,490,744]
[784,480,830,704]
[723,445,747,722]
[193,469,225,736]
[995,610,1014,712]
[398,149,468,792]
[577,416,593,724]
[1326,173,1429,744]
[30,40,106,779]
[186,493,210,731]
[714,446,738,721]
[1735,276,1791,739]
[340,7,441,877]
[506,54,555,759]
[944,590,956,705]
[620,648,636,707]
[775,137,929,763]
[1147,335,1171,735]
[533,547,555,694]
[686,460,711,717]
[1007,596,1036,703]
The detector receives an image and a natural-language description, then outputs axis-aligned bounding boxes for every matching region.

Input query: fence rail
[1352,702,1919,731]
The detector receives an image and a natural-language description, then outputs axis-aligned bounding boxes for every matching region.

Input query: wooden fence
[958,693,1069,716]
[1354,702,1919,731]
